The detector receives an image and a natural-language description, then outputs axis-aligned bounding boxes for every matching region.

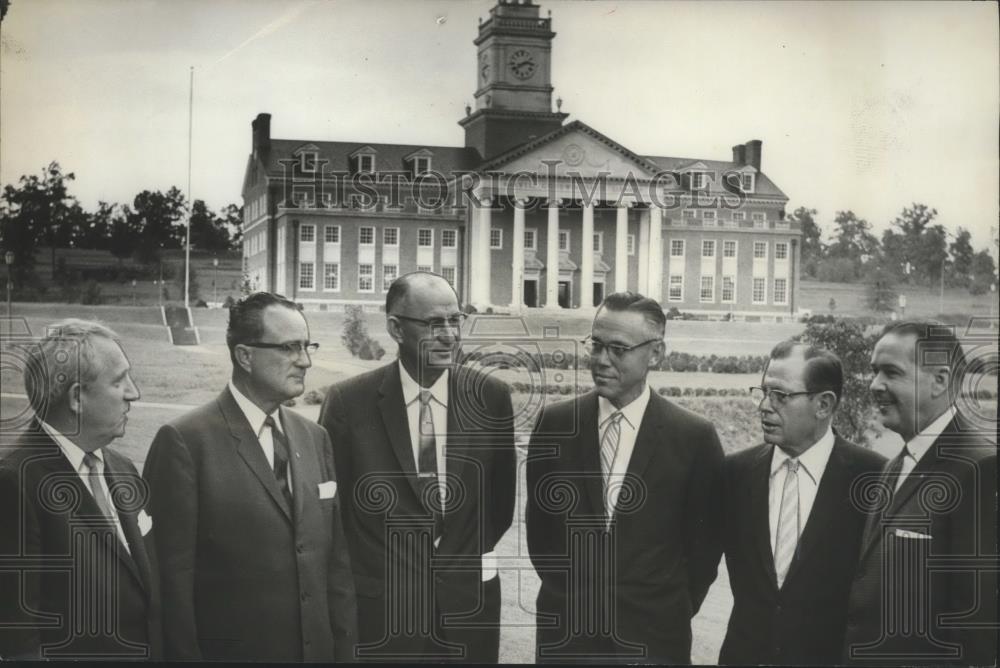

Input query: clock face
[480,54,490,82]
[508,49,537,80]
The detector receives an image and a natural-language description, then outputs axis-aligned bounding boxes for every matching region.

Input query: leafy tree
[131,187,187,263]
[881,204,947,286]
[220,203,244,251]
[798,319,880,446]
[189,199,231,254]
[826,210,879,279]
[788,207,823,278]
[969,250,997,296]
[948,228,975,288]
[865,265,898,313]
[107,204,140,263]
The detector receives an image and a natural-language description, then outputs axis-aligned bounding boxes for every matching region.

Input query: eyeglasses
[749,386,816,406]
[243,341,320,357]
[582,336,661,358]
[390,313,468,329]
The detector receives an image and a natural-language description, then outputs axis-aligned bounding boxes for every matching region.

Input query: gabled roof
[260,139,482,176]
[643,155,788,199]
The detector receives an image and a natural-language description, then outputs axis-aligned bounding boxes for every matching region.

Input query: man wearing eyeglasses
[319,271,515,662]
[143,292,357,661]
[719,341,885,665]
[525,291,725,663]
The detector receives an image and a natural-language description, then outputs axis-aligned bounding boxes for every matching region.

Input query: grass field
[1,304,994,663]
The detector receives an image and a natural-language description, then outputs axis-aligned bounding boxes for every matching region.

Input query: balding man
[0,319,160,660]
[319,271,516,662]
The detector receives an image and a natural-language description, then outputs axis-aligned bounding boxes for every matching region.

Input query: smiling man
[720,341,885,665]
[319,271,515,662]
[525,291,725,664]
[844,320,997,665]
[142,292,356,662]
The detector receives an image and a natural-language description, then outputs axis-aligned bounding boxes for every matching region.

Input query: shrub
[303,388,327,405]
[80,281,103,305]
[341,305,384,360]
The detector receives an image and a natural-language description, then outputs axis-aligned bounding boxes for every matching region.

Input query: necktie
[774,458,800,588]
[600,412,623,522]
[417,390,444,541]
[894,445,916,492]
[264,415,293,505]
[82,452,118,523]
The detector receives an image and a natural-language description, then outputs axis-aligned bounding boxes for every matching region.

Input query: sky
[2,0,998,253]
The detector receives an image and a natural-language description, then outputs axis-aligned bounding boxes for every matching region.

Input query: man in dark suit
[319,271,515,662]
[720,340,886,665]
[0,319,161,660]
[143,292,357,661]
[525,291,725,664]
[844,320,997,665]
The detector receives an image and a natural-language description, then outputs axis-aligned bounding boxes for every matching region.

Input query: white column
[580,202,595,308]
[638,208,650,295]
[647,205,663,302]
[467,203,481,304]
[511,199,525,310]
[479,198,492,307]
[615,204,629,292]
[546,199,560,308]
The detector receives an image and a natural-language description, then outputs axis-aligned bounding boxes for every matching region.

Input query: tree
[865,265,898,313]
[189,200,232,255]
[881,204,947,286]
[827,211,879,279]
[107,204,140,264]
[969,250,997,296]
[130,187,186,263]
[220,203,244,251]
[788,207,823,278]
[798,319,880,446]
[948,228,975,288]
[0,162,78,281]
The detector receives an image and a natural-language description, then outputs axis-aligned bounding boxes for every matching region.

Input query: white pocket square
[138,509,153,537]
[318,480,338,500]
[481,551,498,582]
[894,528,931,540]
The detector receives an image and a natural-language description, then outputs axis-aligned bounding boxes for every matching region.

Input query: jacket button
[297,544,304,554]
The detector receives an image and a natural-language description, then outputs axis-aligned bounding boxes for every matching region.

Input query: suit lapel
[377,363,424,502]
[103,453,150,593]
[444,369,471,515]
[281,406,315,526]
[623,393,667,481]
[750,444,778,588]
[218,389,292,523]
[578,393,605,519]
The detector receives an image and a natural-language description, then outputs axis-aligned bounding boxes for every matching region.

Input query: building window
[300,151,318,173]
[324,225,340,244]
[702,240,716,258]
[383,264,398,291]
[324,263,339,291]
[742,173,755,192]
[418,229,433,247]
[299,224,315,243]
[723,240,737,258]
[691,172,706,190]
[383,227,399,247]
[732,211,746,222]
[752,212,767,228]
[525,229,537,250]
[417,264,433,273]
[558,230,569,252]
[593,232,603,253]
[442,229,457,248]
[356,154,375,174]
[299,262,315,290]
[670,239,685,257]
[627,234,636,256]
[775,242,788,260]
[700,276,715,302]
[722,275,736,303]
[702,210,717,223]
[683,209,697,220]
[359,227,374,246]
[412,156,431,176]
[490,228,503,249]
[753,241,767,259]
[358,264,374,292]
[753,277,766,304]
[668,275,684,302]
[774,278,788,305]
[441,266,456,287]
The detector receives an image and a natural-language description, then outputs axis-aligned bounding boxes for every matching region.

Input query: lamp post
[131,279,137,306]
[213,256,219,306]
[4,251,13,316]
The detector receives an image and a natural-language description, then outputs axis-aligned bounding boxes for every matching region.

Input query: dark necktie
[264,415,293,505]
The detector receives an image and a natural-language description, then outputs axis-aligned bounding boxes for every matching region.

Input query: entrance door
[593,282,605,307]
[523,280,538,308]
[558,281,571,308]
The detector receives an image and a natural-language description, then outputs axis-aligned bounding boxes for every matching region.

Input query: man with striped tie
[526,292,725,663]
[719,341,885,665]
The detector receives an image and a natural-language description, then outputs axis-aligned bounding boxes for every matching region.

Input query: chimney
[252,113,271,157]
[744,139,762,171]
[732,144,746,165]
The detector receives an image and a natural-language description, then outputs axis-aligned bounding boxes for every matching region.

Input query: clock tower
[460,0,568,160]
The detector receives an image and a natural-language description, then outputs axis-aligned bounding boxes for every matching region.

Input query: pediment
[350,145,377,157]
[293,143,320,155]
[404,148,434,160]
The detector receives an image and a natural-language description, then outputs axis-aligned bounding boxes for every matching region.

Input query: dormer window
[300,151,318,173]
[690,172,707,190]
[413,156,431,176]
[741,173,755,193]
[356,154,375,174]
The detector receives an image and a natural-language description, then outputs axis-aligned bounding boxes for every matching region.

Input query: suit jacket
[0,423,162,660]
[318,362,516,662]
[843,412,997,665]
[525,391,725,664]
[142,388,357,662]
[720,435,886,665]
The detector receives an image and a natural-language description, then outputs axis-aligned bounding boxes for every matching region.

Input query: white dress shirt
[769,425,836,556]
[40,420,130,552]
[398,362,449,491]
[897,405,957,489]
[228,381,292,495]
[597,384,652,515]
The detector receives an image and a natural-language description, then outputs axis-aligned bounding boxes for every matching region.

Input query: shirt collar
[597,384,651,432]
[228,381,282,436]
[904,405,956,464]
[39,419,100,473]
[398,361,449,407]
[770,424,836,486]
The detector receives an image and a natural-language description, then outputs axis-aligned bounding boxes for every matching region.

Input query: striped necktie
[774,458,800,588]
[600,412,623,522]
[264,415,292,505]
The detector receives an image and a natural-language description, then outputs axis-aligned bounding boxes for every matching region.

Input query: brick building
[241,0,800,318]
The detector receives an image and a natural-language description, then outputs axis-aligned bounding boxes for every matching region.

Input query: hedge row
[464,350,770,374]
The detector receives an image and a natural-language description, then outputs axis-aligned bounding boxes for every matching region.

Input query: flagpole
[184,65,194,308]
